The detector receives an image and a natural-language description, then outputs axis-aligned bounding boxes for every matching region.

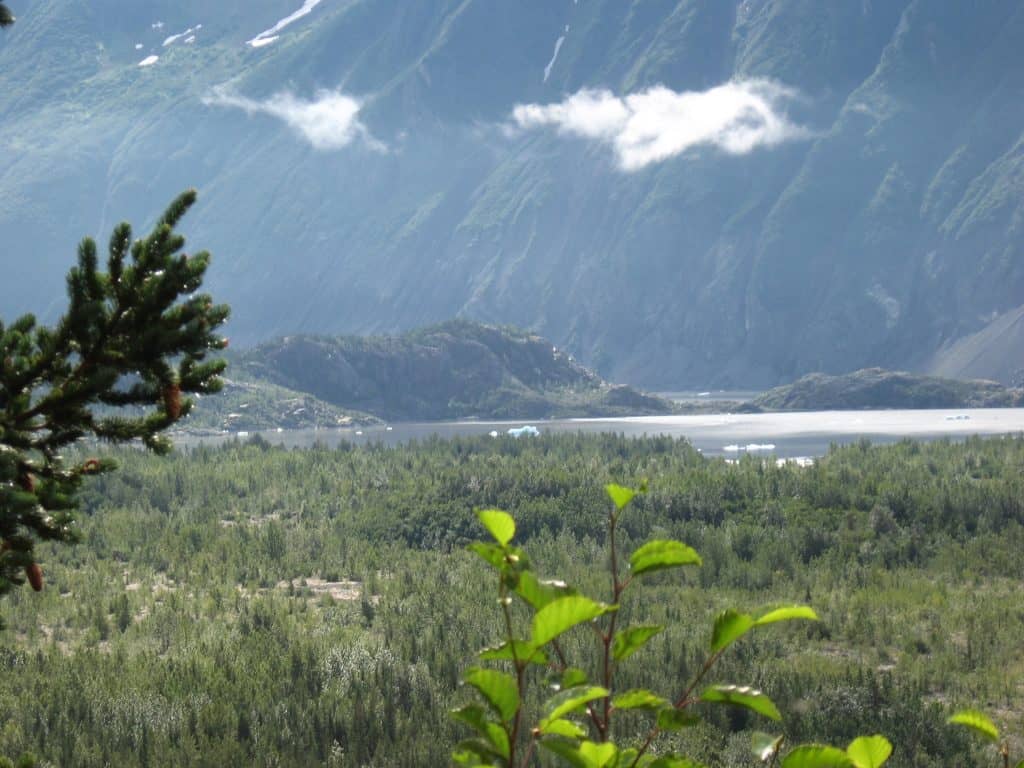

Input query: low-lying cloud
[511,80,808,170]
[203,88,384,152]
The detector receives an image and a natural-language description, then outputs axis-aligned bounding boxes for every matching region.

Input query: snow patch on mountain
[163,25,201,47]
[248,0,326,48]
[543,35,566,83]
[138,55,159,67]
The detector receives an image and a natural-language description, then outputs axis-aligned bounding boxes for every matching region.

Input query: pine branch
[0,191,229,605]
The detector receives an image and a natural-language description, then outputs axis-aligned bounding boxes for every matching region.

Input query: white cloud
[511,79,809,170]
[203,88,384,152]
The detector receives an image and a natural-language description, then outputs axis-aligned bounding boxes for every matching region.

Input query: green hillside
[754,368,1024,411]
[231,320,675,420]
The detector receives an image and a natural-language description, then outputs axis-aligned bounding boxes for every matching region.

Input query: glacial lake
[178,408,1024,460]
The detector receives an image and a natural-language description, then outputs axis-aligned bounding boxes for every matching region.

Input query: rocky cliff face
[1,1,1022,387]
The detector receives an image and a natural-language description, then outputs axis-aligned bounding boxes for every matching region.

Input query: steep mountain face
[1,0,1022,388]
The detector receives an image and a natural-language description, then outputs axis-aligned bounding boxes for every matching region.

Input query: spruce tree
[0,190,228,604]
[0,5,13,28]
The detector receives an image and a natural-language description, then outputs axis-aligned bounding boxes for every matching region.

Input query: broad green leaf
[464,667,519,723]
[606,483,636,510]
[948,710,1000,742]
[479,640,547,665]
[755,605,819,626]
[477,509,515,546]
[630,540,702,576]
[579,740,618,767]
[781,745,855,768]
[656,708,701,731]
[516,571,575,609]
[846,735,892,768]
[1014,762,1024,768]
[613,624,664,661]
[701,685,781,721]
[561,668,589,689]
[751,732,785,761]
[541,738,591,768]
[710,610,755,654]
[613,689,668,710]
[451,705,510,760]
[467,542,507,570]
[533,595,614,647]
[543,686,609,724]
[540,718,587,739]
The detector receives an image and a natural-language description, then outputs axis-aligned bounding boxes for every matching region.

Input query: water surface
[179,408,1024,459]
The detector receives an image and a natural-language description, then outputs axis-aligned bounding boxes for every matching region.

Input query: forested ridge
[0,433,1022,765]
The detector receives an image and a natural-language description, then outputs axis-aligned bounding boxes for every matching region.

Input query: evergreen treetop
[0,190,228,600]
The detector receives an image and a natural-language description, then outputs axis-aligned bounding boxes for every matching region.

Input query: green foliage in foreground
[0,433,1021,765]
[949,709,1024,768]
[456,487,891,767]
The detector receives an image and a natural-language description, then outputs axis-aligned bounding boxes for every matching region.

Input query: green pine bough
[0,190,228,604]
[455,483,894,768]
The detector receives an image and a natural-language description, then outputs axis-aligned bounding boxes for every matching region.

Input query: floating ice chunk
[248,0,324,48]
[151,21,164,30]
[489,430,500,438]
[723,444,740,452]
[698,391,710,397]
[745,443,776,451]
[508,425,540,438]
[138,55,159,67]
[944,414,970,421]
[385,426,393,431]
[134,43,144,50]
[237,431,249,437]
[355,430,363,436]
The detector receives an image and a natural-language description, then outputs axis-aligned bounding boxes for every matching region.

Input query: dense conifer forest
[1,433,1021,766]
